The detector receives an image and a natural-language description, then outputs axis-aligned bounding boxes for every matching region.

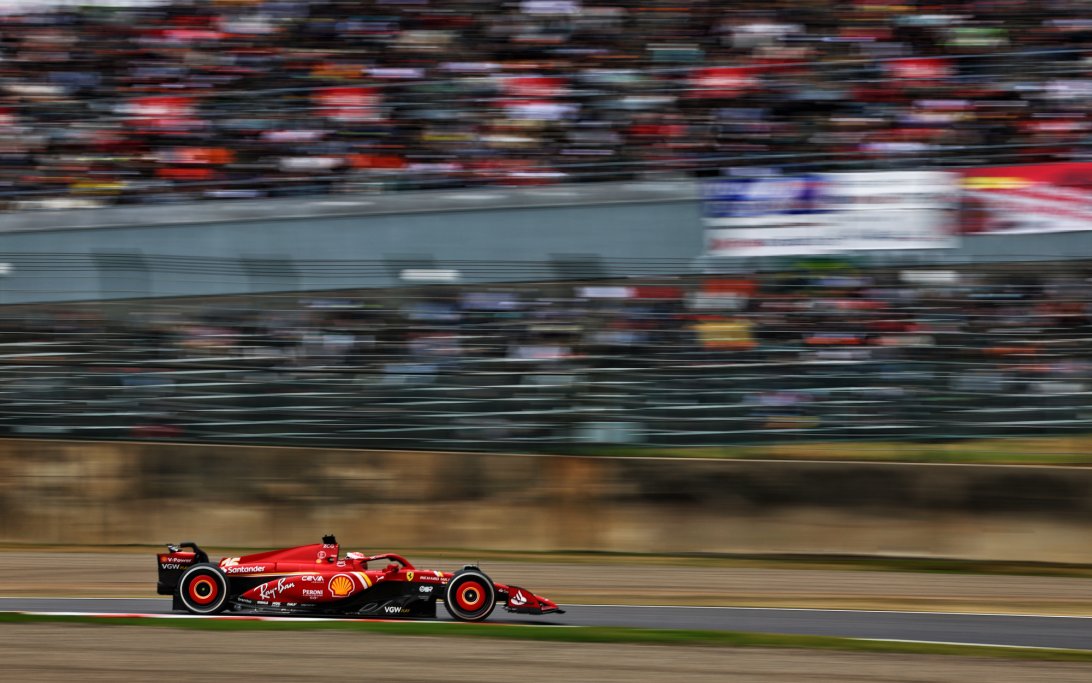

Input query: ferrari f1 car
[156,535,564,622]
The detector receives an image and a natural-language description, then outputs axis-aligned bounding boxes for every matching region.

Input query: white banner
[704,171,959,257]
[822,171,960,251]
[0,0,171,11]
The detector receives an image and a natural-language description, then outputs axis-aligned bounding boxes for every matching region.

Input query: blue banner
[702,175,823,219]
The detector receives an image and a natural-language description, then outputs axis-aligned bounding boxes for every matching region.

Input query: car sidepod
[347,575,440,618]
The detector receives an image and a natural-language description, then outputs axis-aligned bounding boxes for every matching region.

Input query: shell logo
[328,574,355,598]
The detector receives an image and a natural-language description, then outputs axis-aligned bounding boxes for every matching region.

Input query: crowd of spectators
[2,264,1090,445]
[2,0,1092,209]
[107,267,1092,374]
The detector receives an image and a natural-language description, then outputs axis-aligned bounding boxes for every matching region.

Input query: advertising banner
[2,1,170,11]
[885,57,952,83]
[314,87,381,123]
[504,75,567,98]
[126,96,202,132]
[688,66,760,99]
[704,171,958,257]
[961,163,1092,234]
[703,174,827,257]
[823,171,959,251]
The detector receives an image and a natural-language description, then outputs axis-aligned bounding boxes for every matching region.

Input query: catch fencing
[1,260,1089,453]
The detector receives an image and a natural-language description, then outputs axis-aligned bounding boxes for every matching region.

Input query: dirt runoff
[3,551,1092,615]
[3,624,1091,683]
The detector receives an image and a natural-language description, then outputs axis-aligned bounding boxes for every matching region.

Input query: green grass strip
[1,612,1090,663]
[553,434,1092,465]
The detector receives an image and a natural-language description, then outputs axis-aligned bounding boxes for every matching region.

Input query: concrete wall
[0,182,704,304]
[2,439,1090,563]
[6,179,1092,304]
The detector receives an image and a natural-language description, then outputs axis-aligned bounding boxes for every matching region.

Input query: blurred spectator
[1,263,1091,447]
[1,0,1092,208]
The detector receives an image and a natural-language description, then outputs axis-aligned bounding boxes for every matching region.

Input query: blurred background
[0,0,1091,204]
[1,0,1092,558]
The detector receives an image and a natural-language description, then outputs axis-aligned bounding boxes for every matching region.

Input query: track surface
[2,597,1090,650]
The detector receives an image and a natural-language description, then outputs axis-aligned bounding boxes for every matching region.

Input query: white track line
[3,611,1084,650]
[0,594,170,598]
[4,611,446,623]
[865,638,1090,652]
[563,603,1092,616]
[3,611,578,627]
[4,598,1087,620]
[3,599,1092,620]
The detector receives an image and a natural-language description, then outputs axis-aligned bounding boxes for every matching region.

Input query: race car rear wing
[156,541,208,595]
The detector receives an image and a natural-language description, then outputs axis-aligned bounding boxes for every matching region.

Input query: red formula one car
[156,535,564,622]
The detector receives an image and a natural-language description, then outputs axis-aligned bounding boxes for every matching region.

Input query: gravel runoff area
[3,624,1092,683]
[3,551,1092,615]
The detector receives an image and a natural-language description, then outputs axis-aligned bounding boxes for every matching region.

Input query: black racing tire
[443,568,496,622]
[177,563,230,615]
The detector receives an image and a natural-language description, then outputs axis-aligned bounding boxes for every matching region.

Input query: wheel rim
[455,580,486,612]
[180,566,226,613]
[188,576,218,605]
[187,576,217,603]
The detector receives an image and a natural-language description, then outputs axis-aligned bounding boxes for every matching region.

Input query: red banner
[688,66,758,99]
[127,96,202,132]
[314,87,381,122]
[961,163,1092,234]
[885,57,951,83]
[504,75,566,98]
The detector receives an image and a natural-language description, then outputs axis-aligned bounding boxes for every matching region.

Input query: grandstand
[1,1,1091,207]
[0,262,1089,450]
[0,1,1090,454]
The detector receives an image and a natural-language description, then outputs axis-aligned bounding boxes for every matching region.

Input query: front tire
[443,568,496,622]
[177,563,230,614]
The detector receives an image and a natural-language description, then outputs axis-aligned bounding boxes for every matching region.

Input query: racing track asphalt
[1,598,1090,651]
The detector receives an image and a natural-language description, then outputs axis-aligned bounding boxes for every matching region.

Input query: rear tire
[443,568,496,622]
[177,563,230,614]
